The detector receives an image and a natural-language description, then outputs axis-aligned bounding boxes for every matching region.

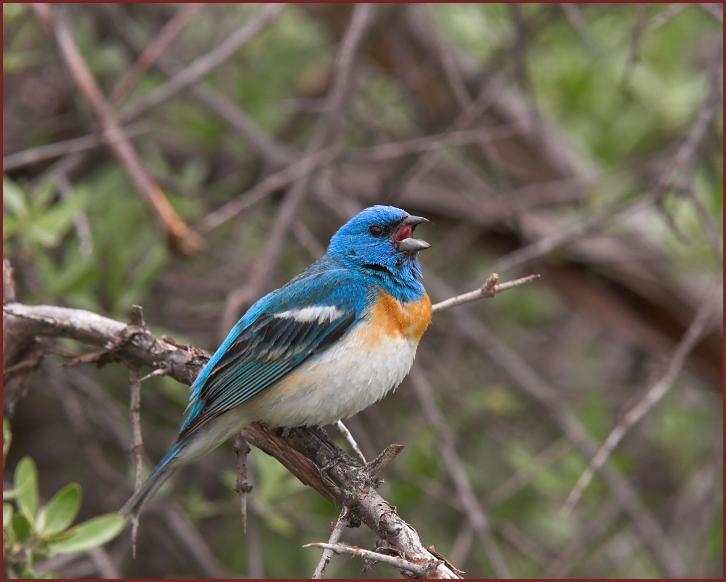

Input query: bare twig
[128,366,143,558]
[410,369,511,578]
[698,3,723,22]
[196,146,340,233]
[110,3,205,106]
[3,123,148,170]
[312,507,349,579]
[233,433,252,533]
[432,273,541,313]
[562,298,717,513]
[303,542,438,577]
[335,421,367,464]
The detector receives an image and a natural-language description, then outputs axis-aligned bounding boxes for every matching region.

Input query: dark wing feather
[178,309,356,439]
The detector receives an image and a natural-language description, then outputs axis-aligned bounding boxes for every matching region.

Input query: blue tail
[119,443,182,517]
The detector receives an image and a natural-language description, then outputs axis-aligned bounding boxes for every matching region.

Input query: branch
[432,273,542,313]
[312,507,349,579]
[3,300,460,578]
[233,433,252,533]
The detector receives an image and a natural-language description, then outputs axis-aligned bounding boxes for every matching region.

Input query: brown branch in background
[36,6,204,255]
[698,3,723,22]
[117,4,286,123]
[494,71,720,273]
[3,123,148,171]
[109,3,205,106]
[410,369,511,578]
[562,298,718,514]
[101,3,293,168]
[233,433,252,534]
[128,366,143,559]
[196,146,340,233]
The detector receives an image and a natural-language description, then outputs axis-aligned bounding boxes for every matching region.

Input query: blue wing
[178,260,371,439]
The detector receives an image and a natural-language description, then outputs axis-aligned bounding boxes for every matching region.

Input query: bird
[120,205,432,517]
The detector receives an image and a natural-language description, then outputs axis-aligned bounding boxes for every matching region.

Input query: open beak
[392,215,431,254]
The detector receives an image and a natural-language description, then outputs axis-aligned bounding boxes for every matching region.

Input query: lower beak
[397,238,431,253]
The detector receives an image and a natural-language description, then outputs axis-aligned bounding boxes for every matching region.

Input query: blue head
[328,205,430,302]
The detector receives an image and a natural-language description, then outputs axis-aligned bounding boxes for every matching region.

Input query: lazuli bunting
[120,205,431,516]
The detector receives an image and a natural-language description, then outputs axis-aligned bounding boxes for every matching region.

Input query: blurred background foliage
[3,3,722,578]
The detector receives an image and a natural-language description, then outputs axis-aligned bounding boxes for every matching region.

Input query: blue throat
[326,249,425,303]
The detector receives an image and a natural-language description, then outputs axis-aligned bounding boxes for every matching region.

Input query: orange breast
[364,292,432,346]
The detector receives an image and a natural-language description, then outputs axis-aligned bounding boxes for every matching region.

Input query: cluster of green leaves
[3,421,125,579]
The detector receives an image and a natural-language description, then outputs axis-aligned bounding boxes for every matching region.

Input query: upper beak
[394,215,431,254]
[401,215,430,227]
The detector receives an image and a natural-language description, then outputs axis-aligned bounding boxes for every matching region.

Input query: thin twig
[110,3,205,106]
[432,273,541,313]
[335,421,367,464]
[128,367,143,558]
[562,298,717,514]
[312,507,349,579]
[196,146,340,233]
[118,5,286,122]
[3,123,148,170]
[233,433,252,533]
[410,368,511,578]
[303,542,437,577]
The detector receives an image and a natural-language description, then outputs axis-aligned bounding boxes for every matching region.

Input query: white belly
[242,324,419,427]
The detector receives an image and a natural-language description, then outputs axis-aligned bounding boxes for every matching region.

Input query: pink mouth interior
[394,225,412,242]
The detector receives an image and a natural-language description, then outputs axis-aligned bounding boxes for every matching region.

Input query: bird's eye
[368,225,384,237]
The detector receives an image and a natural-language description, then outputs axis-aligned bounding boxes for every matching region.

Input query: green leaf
[14,457,39,521]
[47,513,125,556]
[3,502,13,530]
[42,484,82,536]
[3,418,11,461]
[3,176,28,219]
[12,512,32,543]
